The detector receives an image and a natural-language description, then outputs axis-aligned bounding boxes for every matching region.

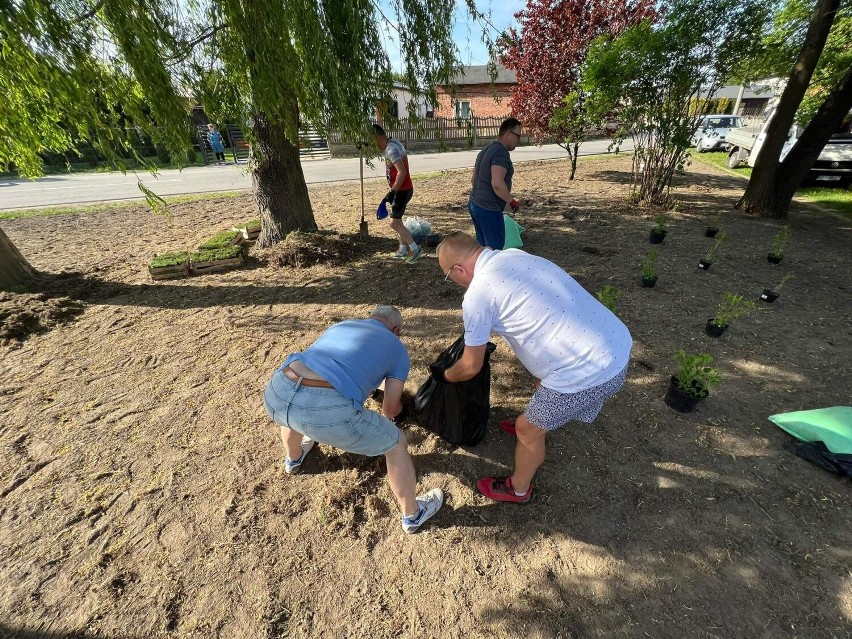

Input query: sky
[379,0,526,71]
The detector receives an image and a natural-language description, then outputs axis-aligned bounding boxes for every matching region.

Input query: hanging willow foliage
[1,0,486,172]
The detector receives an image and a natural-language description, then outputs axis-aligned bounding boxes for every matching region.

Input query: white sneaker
[285,436,315,474]
[401,488,444,533]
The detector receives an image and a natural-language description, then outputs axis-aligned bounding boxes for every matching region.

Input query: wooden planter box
[191,255,245,275]
[148,252,190,280]
[233,225,261,242]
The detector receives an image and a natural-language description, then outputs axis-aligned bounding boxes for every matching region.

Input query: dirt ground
[1,155,851,639]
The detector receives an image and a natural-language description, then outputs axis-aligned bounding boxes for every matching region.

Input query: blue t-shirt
[471,141,513,212]
[282,319,410,409]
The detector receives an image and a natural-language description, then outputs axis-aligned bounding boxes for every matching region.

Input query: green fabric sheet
[768,406,852,454]
[503,214,524,249]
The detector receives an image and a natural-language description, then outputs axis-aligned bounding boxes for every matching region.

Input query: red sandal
[498,419,517,437]
[476,476,533,503]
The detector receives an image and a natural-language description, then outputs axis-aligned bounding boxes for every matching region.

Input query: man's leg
[384,433,419,517]
[280,424,306,461]
[510,414,547,494]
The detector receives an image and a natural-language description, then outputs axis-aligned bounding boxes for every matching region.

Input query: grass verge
[0,191,247,222]
[690,151,852,219]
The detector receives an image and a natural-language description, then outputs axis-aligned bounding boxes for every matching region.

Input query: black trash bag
[414,336,497,446]
[788,441,852,478]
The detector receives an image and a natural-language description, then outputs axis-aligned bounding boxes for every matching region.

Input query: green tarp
[768,406,852,454]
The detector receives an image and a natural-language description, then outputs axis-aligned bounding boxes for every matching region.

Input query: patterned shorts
[525,366,628,431]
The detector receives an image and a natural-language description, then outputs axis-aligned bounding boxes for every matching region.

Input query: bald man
[263,306,443,532]
[437,233,632,503]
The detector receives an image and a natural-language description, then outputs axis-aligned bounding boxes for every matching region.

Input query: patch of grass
[149,251,189,268]
[795,186,852,219]
[199,230,242,250]
[0,191,247,221]
[236,219,260,231]
[689,151,752,178]
[190,245,243,263]
[690,151,852,219]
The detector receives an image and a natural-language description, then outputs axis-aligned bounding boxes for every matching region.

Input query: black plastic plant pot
[760,289,779,303]
[424,233,442,247]
[664,376,708,413]
[767,253,782,264]
[698,259,712,270]
[705,319,726,337]
[705,227,719,238]
[649,229,666,244]
[641,275,658,288]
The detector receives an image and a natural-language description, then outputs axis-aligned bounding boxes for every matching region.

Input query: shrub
[711,293,755,328]
[642,249,659,279]
[596,285,622,312]
[674,350,720,397]
[770,225,791,259]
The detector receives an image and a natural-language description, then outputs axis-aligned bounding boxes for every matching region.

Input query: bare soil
[1,155,851,639]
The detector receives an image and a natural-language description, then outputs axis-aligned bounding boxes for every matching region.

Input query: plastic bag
[414,336,497,446]
[503,214,524,249]
[403,216,432,243]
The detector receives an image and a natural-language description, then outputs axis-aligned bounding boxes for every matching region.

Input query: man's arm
[490,165,512,203]
[381,377,405,419]
[391,159,407,191]
[443,344,488,383]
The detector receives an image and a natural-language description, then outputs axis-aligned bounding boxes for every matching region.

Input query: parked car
[691,114,744,152]
[727,110,852,186]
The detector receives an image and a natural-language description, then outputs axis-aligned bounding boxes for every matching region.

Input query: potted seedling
[641,249,659,287]
[596,285,622,312]
[705,293,755,337]
[664,350,721,413]
[649,215,667,244]
[148,251,190,280]
[705,211,722,237]
[760,272,792,303]
[767,225,791,264]
[698,231,726,270]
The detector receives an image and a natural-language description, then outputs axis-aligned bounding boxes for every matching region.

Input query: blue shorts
[263,372,400,456]
[468,200,505,249]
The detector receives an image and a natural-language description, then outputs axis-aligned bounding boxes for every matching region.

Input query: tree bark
[736,0,841,218]
[251,111,317,248]
[0,228,36,289]
[773,66,852,214]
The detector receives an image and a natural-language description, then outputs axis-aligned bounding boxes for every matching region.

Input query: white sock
[398,243,407,253]
[409,242,419,251]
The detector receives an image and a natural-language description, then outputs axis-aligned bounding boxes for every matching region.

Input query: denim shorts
[468,200,505,249]
[525,366,628,431]
[263,372,400,456]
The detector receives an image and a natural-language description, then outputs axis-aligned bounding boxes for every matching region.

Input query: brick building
[435,64,517,119]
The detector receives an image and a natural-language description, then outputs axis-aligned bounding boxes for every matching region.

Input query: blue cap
[376,199,389,220]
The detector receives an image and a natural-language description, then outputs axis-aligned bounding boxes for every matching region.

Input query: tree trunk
[773,66,852,214]
[0,228,36,289]
[736,0,841,218]
[251,111,317,247]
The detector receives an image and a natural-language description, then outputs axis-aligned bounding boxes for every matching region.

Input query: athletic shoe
[285,436,315,474]
[401,488,444,533]
[391,249,409,260]
[405,247,424,263]
[499,419,517,437]
[476,476,533,503]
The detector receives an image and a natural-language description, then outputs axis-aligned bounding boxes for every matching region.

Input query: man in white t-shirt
[437,232,632,503]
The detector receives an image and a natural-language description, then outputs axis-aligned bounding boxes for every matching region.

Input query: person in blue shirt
[263,305,443,533]
[206,123,227,164]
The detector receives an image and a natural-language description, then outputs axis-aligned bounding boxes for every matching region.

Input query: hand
[509,198,520,213]
[385,190,397,205]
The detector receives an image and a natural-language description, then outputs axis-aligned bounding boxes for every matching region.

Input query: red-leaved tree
[499,0,657,178]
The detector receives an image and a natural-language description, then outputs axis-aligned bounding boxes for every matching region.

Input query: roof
[705,83,775,100]
[448,64,517,85]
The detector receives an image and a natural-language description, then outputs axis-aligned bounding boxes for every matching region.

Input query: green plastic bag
[768,406,852,454]
[503,214,524,249]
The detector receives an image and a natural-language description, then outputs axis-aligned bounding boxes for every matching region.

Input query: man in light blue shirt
[263,306,443,533]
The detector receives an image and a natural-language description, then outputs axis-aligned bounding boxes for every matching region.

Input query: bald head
[437,232,484,288]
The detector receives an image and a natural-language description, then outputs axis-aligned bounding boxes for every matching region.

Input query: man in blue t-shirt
[468,117,523,249]
[263,306,443,533]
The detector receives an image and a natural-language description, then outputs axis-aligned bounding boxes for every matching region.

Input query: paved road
[0,140,631,210]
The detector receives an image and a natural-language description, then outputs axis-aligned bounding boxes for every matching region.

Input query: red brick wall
[435,84,514,118]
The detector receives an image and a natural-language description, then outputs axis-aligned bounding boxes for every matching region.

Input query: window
[454,100,471,120]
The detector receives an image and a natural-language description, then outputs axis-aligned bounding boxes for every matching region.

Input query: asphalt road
[0,139,631,210]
